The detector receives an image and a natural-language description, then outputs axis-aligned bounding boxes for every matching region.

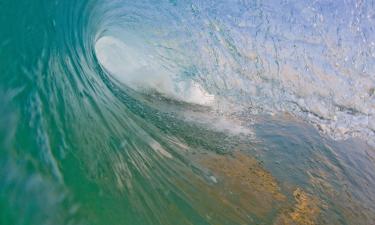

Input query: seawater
[1,0,375,225]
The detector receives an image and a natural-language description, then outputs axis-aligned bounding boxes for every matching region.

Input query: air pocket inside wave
[95,36,215,106]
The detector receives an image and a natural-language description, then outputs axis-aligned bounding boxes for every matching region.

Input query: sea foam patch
[95,36,214,106]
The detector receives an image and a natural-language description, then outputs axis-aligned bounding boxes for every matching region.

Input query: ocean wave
[1,0,375,224]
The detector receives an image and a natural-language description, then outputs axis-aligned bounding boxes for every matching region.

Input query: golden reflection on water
[178,150,323,224]
[275,188,320,225]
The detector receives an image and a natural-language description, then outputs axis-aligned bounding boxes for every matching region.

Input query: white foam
[95,36,215,106]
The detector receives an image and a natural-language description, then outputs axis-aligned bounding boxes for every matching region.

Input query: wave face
[93,0,375,143]
[1,0,375,225]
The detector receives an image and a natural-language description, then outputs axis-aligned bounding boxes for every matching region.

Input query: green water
[1,0,375,224]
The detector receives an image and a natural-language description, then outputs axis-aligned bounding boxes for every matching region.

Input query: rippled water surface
[1,0,375,224]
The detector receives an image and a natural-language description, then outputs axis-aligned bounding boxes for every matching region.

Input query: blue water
[1,0,375,224]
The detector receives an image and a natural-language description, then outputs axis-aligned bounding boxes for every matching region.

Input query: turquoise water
[1,0,375,224]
